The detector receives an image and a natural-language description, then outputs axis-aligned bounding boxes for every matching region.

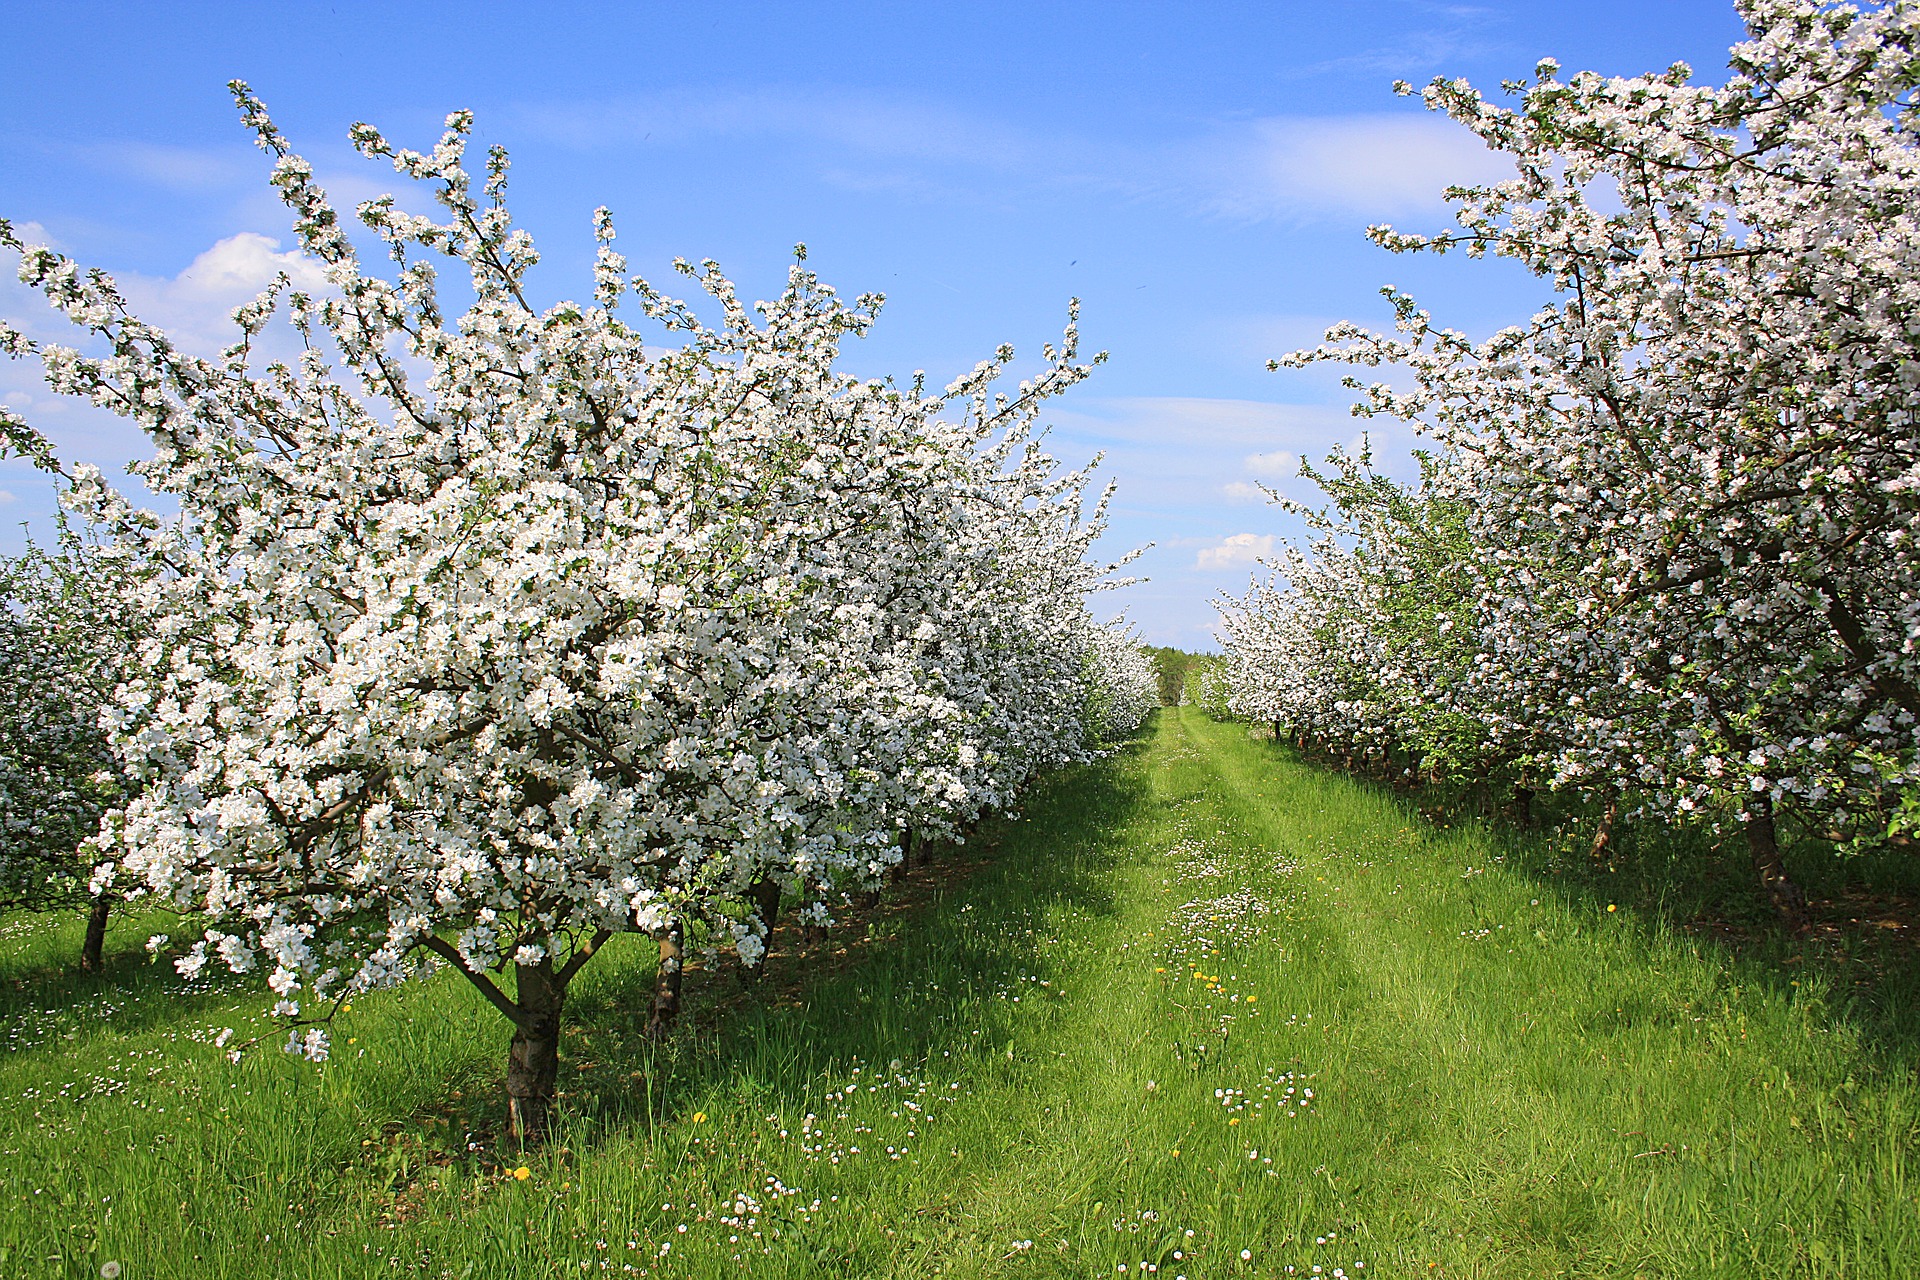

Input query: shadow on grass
[1256,727,1920,1074]
[0,904,255,1052]
[414,730,1160,1153]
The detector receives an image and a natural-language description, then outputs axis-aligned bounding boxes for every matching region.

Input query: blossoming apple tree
[0,484,148,970]
[1,84,1138,1140]
[1227,0,1920,920]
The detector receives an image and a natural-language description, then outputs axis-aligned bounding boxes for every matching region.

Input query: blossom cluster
[1221,1,1920,855]
[0,85,1141,1030]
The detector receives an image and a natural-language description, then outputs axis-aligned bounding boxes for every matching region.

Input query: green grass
[4,707,1917,1277]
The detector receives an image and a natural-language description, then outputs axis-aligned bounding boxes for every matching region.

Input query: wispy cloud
[1040,395,1374,518]
[1201,114,1512,223]
[7,221,61,251]
[1244,449,1299,477]
[514,88,1048,171]
[1222,480,1270,504]
[1052,396,1359,449]
[511,86,1503,224]
[77,141,258,192]
[1272,0,1506,83]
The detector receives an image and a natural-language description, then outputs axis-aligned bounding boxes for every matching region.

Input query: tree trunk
[1590,794,1621,868]
[1506,784,1535,828]
[748,876,780,936]
[646,918,685,1039]
[1746,791,1809,931]
[506,959,565,1147]
[80,893,112,973]
[746,878,781,975]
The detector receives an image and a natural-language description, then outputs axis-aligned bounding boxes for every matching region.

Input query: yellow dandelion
[512,1166,531,1181]
[1229,1117,1240,1126]
[1607,903,1617,913]
[691,1111,708,1124]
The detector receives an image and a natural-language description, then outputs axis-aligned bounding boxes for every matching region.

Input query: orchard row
[0,85,1156,1141]
[1210,0,1920,919]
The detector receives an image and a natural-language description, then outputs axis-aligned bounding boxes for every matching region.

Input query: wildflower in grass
[100,1264,121,1280]
[512,1166,531,1180]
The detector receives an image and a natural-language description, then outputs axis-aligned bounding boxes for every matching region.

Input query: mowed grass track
[4,707,1917,1278]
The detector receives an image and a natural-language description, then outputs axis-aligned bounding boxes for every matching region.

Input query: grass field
[5,707,1918,1278]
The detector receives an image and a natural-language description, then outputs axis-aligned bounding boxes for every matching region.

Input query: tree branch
[419,935,527,1029]
[556,929,614,985]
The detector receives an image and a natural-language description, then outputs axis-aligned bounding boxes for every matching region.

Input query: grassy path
[4,708,1917,1277]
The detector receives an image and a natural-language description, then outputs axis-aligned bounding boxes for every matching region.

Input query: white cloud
[166,232,332,300]
[8,221,60,251]
[106,233,334,357]
[1196,532,1274,570]
[1206,113,1512,222]
[0,231,335,520]
[0,489,15,506]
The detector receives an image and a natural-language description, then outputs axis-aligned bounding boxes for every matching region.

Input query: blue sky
[1,0,1750,647]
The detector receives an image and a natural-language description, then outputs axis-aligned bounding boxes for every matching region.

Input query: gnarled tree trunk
[1590,794,1621,869]
[80,893,112,973]
[745,877,781,977]
[646,917,684,1039]
[506,958,565,1146]
[1506,783,1535,828]
[1746,791,1809,931]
